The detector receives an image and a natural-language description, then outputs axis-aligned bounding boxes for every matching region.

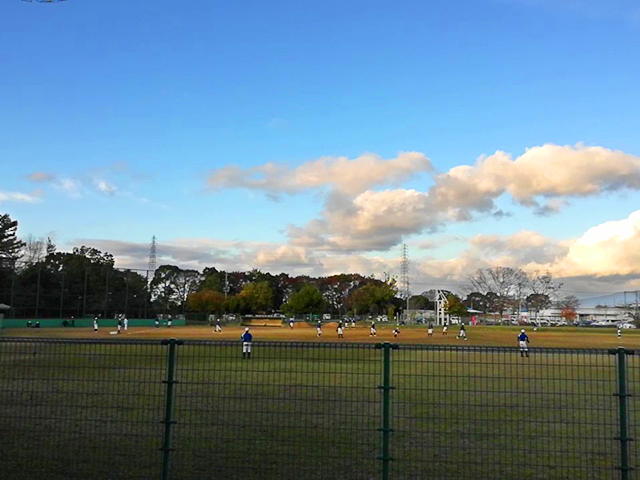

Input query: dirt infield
[3,324,640,348]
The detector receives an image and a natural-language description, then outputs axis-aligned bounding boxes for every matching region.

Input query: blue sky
[2,0,640,296]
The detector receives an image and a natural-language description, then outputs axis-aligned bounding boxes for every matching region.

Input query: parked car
[618,322,637,329]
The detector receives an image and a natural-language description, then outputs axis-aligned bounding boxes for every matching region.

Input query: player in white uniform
[370,322,377,337]
[317,321,322,337]
[289,318,295,330]
[427,323,434,336]
[442,323,448,335]
[93,318,98,332]
[618,325,622,338]
[393,327,400,337]
[215,318,222,333]
[337,321,344,338]
[123,317,128,331]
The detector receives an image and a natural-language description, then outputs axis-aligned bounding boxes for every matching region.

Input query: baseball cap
[521,329,525,333]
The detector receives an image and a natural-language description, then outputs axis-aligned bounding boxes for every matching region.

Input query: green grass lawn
[0,338,637,479]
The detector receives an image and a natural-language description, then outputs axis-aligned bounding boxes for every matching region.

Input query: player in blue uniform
[316,321,322,337]
[215,318,222,334]
[241,327,253,359]
[518,329,530,357]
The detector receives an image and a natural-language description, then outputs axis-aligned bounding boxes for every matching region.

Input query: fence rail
[0,338,636,479]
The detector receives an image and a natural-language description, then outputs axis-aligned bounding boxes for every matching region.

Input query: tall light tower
[400,244,410,310]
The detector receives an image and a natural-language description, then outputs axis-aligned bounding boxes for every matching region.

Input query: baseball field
[3,322,640,348]
[1,324,639,479]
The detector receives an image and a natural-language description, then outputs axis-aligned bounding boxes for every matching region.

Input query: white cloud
[290,189,438,251]
[208,151,433,196]
[429,143,640,219]
[55,178,83,198]
[95,180,117,195]
[540,210,640,278]
[255,245,321,269]
[285,144,640,252]
[0,190,42,205]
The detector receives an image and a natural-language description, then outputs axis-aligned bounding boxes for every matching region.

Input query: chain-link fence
[0,338,635,479]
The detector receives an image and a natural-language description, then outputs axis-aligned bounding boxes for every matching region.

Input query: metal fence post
[376,342,398,480]
[610,347,634,480]
[161,338,182,480]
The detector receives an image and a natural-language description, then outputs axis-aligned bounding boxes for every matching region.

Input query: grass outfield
[1,327,639,479]
[3,323,640,349]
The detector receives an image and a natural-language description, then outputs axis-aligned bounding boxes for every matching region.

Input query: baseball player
[167,316,172,328]
[427,323,434,336]
[393,327,400,337]
[442,323,448,335]
[518,329,530,357]
[241,327,253,359]
[215,318,222,333]
[123,316,128,331]
[117,318,122,334]
[93,317,98,332]
[351,319,356,328]
[337,321,344,338]
[289,318,295,330]
[457,323,467,340]
[370,321,377,337]
[618,325,622,338]
[317,321,322,337]
[155,317,160,328]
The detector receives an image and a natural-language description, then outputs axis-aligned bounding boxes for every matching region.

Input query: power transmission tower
[148,236,157,273]
[223,272,230,299]
[400,244,410,310]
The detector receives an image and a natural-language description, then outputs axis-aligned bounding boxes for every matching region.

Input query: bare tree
[527,270,563,323]
[20,235,46,265]
[467,267,528,320]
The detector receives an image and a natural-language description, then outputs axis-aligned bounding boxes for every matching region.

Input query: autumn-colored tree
[188,290,225,314]
[561,306,577,322]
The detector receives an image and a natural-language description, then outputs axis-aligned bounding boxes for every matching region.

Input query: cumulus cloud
[411,210,640,295]
[289,189,438,251]
[284,144,640,252]
[429,144,640,220]
[539,210,640,278]
[207,152,433,196]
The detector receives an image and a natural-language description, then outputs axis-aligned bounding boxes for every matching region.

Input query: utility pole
[400,244,410,313]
